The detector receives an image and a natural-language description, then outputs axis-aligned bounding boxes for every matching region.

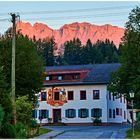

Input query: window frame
[93,90,100,100]
[46,76,50,81]
[79,108,88,118]
[113,109,115,118]
[92,108,102,118]
[109,109,112,118]
[116,108,119,116]
[41,92,47,101]
[80,90,86,100]
[66,109,76,118]
[58,75,63,80]
[68,91,74,100]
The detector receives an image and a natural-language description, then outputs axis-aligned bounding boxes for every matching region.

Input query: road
[43,124,130,139]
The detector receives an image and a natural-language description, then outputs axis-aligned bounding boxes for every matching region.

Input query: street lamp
[129,91,135,136]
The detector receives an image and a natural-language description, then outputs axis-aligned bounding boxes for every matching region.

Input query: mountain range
[16,21,125,54]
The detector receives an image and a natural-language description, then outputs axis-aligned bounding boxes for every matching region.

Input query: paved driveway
[43,124,130,139]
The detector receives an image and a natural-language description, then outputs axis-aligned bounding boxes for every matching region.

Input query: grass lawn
[127,129,140,139]
[39,127,52,135]
[29,127,52,138]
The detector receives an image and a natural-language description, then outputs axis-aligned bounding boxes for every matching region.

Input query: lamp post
[129,91,135,136]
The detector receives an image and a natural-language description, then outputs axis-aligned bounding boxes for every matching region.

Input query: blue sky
[0,1,140,34]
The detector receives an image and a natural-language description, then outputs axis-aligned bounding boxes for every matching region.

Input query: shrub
[28,118,38,128]
[14,122,28,138]
[0,122,16,138]
[92,117,102,125]
[137,112,140,122]
[0,105,4,129]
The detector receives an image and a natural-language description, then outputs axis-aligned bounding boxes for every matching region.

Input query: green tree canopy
[37,37,56,66]
[0,34,44,101]
[64,38,82,65]
[108,6,140,108]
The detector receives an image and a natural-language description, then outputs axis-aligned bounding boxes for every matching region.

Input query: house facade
[33,64,127,125]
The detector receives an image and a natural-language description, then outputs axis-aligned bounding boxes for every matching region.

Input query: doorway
[53,109,61,123]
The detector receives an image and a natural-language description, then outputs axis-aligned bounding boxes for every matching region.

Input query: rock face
[16,21,125,53]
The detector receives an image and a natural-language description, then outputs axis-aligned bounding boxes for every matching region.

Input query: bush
[0,122,16,138]
[28,118,38,128]
[137,112,140,121]
[14,122,28,138]
[92,117,102,125]
[0,105,4,129]
[135,121,140,130]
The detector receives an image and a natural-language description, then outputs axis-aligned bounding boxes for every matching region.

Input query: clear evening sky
[0,1,140,34]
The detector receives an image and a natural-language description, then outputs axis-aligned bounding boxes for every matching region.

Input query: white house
[33,63,127,125]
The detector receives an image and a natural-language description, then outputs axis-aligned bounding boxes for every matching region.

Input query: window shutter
[72,109,76,118]
[86,109,89,117]
[35,110,37,118]
[99,109,102,117]
[39,110,41,118]
[78,109,81,118]
[65,109,68,118]
[46,110,49,118]
[91,109,94,117]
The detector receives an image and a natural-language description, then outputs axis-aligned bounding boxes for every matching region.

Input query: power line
[21,12,129,21]
[0,4,139,17]
[19,5,139,15]
[0,18,9,21]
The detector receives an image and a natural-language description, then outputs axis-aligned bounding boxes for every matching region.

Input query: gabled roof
[44,63,121,86]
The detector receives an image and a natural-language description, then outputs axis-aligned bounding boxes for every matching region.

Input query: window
[116,108,119,115]
[93,90,100,99]
[54,92,59,100]
[32,110,37,118]
[80,90,86,100]
[41,92,47,101]
[68,91,74,100]
[120,109,122,116]
[124,111,126,119]
[113,109,115,118]
[58,76,62,80]
[109,92,111,100]
[73,74,80,80]
[65,109,76,118]
[120,96,122,103]
[109,109,112,118]
[91,108,102,118]
[78,109,89,118]
[46,76,50,81]
[39,110,49,119]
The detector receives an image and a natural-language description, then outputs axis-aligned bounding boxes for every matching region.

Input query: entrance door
[53,109,61,123]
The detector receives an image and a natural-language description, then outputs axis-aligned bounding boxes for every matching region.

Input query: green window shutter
[35,110,37,118]
[86,109,89,117]
[73,109,76,118]
[91,109,94,117]
[65,109,68,118]
[99,109,102,117]
[78,109,81,118]
[46,110,49,118]
[39,110,41,119]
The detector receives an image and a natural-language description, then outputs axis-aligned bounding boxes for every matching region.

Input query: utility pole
[10,13,19,124]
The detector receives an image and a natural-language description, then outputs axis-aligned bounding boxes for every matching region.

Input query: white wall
[107,91,127,123]
[35,84,127,124]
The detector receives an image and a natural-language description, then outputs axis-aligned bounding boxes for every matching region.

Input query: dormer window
[58,76,62,80]
[46,76,50,81]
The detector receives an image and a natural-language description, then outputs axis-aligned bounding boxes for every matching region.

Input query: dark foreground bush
[14,122,28,138]
[0,122,16,138]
